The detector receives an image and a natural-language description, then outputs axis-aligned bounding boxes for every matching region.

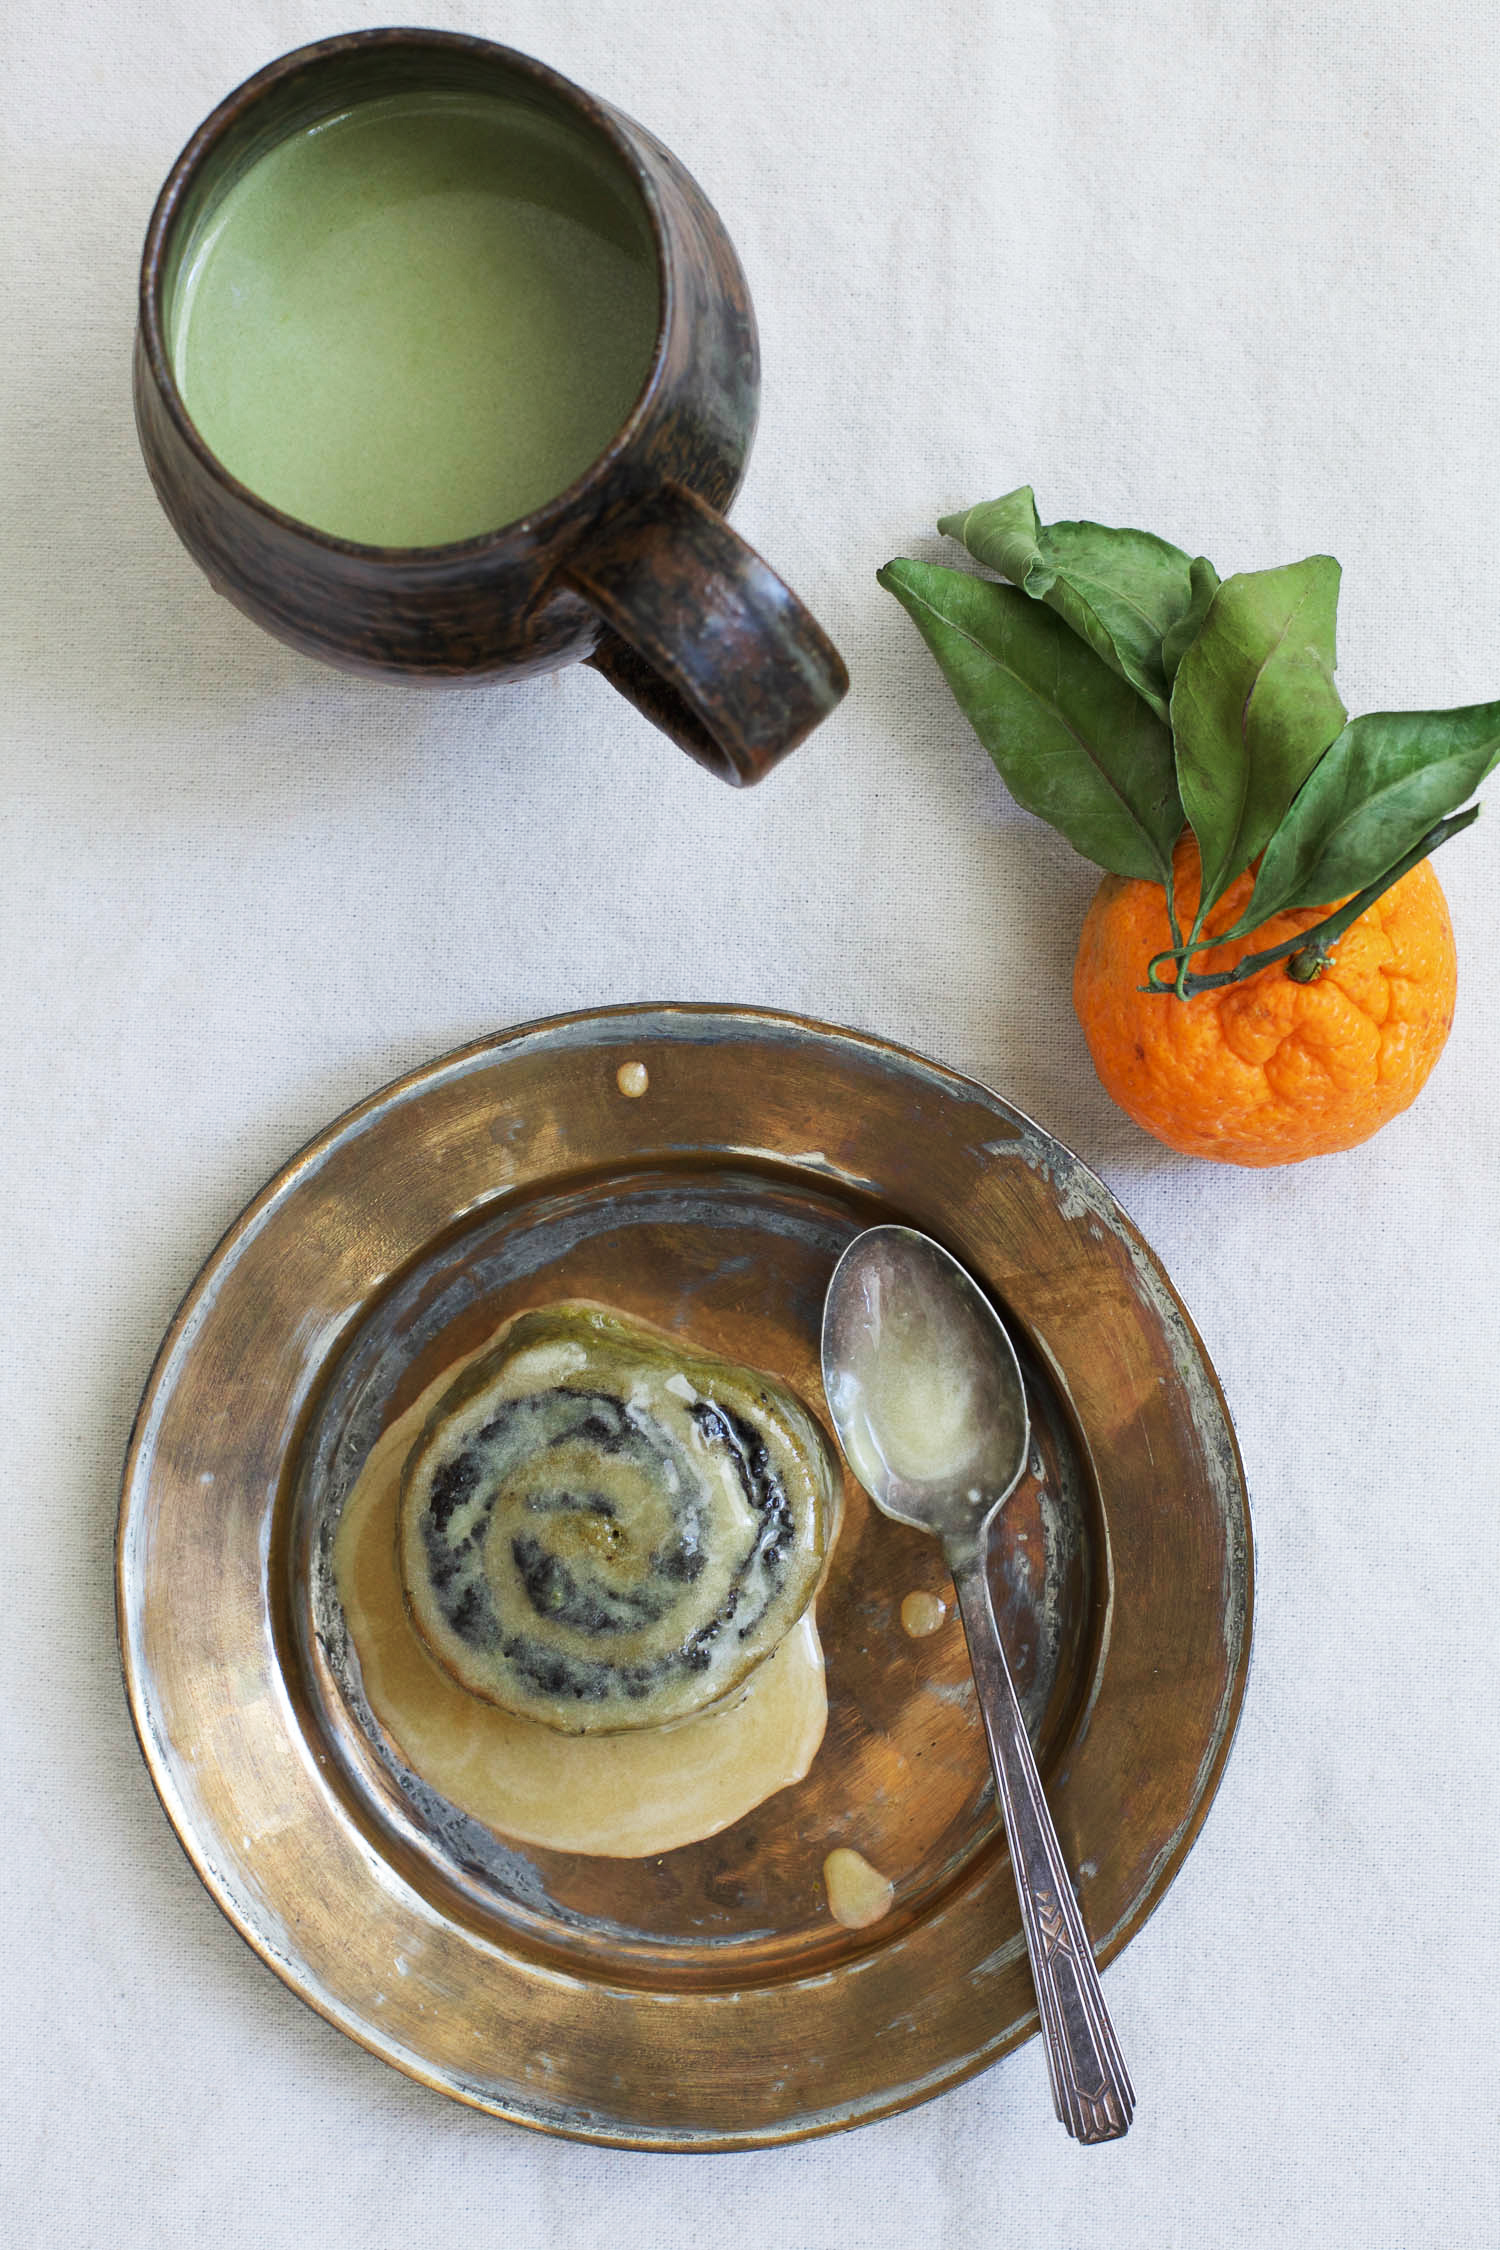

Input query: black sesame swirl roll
[397,1302,840,1734]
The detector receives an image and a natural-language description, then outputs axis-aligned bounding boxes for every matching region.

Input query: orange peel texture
[1073,834,1457,1167]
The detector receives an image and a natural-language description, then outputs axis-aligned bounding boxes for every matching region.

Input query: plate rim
[117,1001,1254,2148]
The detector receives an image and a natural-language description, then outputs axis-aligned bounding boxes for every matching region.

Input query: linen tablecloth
[6,2,1498,2242]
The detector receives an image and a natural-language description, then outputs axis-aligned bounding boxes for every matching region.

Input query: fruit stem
[1140,806,1479,1000]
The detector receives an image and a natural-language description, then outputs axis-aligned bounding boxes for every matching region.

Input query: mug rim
[137,27,676,563]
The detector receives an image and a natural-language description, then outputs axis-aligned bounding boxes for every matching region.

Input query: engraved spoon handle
[950,1546,1134,2142]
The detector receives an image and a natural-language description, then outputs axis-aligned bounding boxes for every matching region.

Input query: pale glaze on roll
[398,1303,839,1733]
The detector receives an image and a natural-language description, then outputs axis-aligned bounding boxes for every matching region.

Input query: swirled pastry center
[398,1304,838,1733]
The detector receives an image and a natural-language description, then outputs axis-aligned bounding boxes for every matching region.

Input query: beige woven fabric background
[5,1,1498,2242]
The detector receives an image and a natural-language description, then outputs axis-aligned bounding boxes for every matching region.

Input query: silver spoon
[821,1225,1133,2143]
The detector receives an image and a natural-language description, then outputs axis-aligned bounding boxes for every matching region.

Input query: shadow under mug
[134,29,849,786]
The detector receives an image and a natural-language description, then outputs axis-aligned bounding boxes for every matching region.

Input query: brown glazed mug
[134,29,849,785]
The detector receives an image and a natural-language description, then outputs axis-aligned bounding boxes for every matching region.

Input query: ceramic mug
[134,28,848,785]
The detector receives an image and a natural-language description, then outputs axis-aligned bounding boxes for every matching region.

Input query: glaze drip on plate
[399,1302,839,1733]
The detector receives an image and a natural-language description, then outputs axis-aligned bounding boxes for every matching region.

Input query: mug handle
[565,480,849,786]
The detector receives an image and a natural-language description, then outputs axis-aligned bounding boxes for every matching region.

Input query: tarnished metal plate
[117,1006,1251,2147]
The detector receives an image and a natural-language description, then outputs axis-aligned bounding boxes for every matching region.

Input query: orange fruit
[1073,833,1457,1166]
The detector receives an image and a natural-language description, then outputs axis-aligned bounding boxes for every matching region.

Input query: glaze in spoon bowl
[821,1225,1134,2143]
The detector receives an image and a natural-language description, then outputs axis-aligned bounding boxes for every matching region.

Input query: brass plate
[117,1006,1251,2148]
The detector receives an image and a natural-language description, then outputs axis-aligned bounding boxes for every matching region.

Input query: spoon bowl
[820,1225,1029,1555]
[821,1224,1134,2144]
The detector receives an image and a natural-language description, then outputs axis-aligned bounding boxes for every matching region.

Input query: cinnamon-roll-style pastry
[397,1303,839,1734]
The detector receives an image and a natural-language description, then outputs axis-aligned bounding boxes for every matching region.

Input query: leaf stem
[1146,894,1203,997]
[1141,807,1478,999]
[1164,866,1184,957]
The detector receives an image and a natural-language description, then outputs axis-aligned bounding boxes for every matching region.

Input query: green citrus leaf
[878,556,1182,880]
[1160,556,1220,687]
[936,486,1205,722]
[1243,700,1500,922]
[1170,555,1346,919]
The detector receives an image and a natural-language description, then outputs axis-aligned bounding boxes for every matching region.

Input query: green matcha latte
[168,91,661,546]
